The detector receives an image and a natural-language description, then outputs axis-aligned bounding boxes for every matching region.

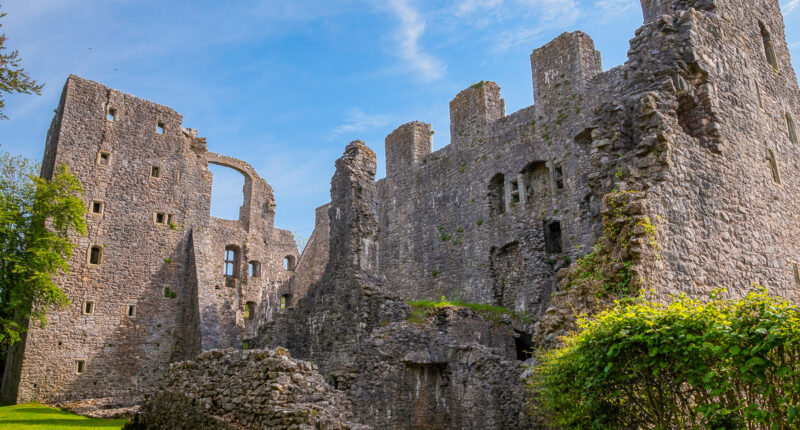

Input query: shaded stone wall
[1,76,298,405]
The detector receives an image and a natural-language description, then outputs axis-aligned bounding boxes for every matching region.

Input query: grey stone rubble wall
[124,348,369,430]
[284,203,331,305]
[1,75,299,406]
[253,141,409,376]
[335,308,528,429]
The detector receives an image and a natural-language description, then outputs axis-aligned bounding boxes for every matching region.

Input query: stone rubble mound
[124,347,369,430]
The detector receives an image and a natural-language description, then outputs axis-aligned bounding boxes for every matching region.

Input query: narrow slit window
[510,179,520,204]
[88,246,103,265]
[150,166,161,178]
[787,113,798,144]
[283,255,295,271]
[75,360,86,374]
[768,149,781,185]
[82,301,95,316]
[249,261,261,277]
[126,305,136,317]
[554,165,565,190]
[107,108,117,122]
[759,21,778,69]
[157,122,165,135]
[90,200,104,215]
[280,294,291,310]
[166,214,174,225]
[97,151,111,166]
[792,262,799,286]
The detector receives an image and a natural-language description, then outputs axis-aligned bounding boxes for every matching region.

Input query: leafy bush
[529,289,800,429]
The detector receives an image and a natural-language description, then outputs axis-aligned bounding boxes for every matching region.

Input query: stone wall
[125,348,368,430]
[1,76,299,405]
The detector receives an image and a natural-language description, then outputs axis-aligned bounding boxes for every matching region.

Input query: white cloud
[789,41,800,50]
[455,0,504,16]
[332,108,392,135]
[782,0,799,13]
[593,0,637,21]
[384,0,446,81]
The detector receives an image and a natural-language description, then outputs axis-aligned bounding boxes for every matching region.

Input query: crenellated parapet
[385,121,433,178]
[530,31,601,109]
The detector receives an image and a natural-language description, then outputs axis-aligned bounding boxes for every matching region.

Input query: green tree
[0,4,43,120]
[0,153,86,347]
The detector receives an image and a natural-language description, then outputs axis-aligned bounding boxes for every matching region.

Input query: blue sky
[1,0,799,239]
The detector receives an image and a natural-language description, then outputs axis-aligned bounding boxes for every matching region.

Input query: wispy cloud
[332,108,392,135]
[593,0,637,22]
[783,0,799,14]
[455,0,504,16]
[384,0,446,81]
[789,41,800,50]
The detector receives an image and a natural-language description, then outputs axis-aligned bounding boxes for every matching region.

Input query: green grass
[408,296,533,324]
[0,403,128,429]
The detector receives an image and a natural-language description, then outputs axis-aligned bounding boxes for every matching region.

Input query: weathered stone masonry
[3,0,800,427]
[1,76,299,405]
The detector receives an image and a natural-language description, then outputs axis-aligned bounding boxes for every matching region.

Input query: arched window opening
[768,149,781,185]
[521,161,549,200]
[209,164,246,220]
[224,245,239,278]
[544,221,563,254]
[280,294,292,310]
[787,113,798,144]
[249,261,261,277]
[283,255,296,271]
[759,21,778,69]
[244,301,255,320]
[488,173,505,216]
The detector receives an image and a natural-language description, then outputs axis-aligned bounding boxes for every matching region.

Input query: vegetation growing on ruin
[408,296,533,324]
[0,6,43,120]
[528,289,800,429]
[0,154,86,347]
[0,403,127,429]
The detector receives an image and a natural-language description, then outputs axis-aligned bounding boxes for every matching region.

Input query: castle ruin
[2,0,800,427]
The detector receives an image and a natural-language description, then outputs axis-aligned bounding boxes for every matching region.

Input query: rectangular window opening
[82,300,95,316]
[167,214,173,225]
[244,302,255,320]
[91,200,104,215]
[787,113,798,145]
[97,151,111,166]
[157,122,165,135]
[155,212,166,225]
[544,221,563,254]
[554,166,564,190]
[249,261,261,277]
[107,108,117,122]
[150,166,161,178]
[126,305,136,317]
[75,360,86,374]
[510,179,520,204]
[793,262,800,286]
[89,246,103,265]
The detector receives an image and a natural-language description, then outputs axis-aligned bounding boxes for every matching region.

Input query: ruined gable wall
[376,34,603,315]
[283,203,331,304]
[2,76,298,405]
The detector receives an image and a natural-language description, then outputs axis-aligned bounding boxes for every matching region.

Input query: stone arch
[206,153,264,231]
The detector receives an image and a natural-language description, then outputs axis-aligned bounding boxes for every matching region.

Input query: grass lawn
[0,403,128,429]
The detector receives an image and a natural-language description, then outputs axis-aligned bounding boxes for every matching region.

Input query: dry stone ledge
[124,347,369,430]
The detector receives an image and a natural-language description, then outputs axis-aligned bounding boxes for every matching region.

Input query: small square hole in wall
[82,300,95,316]
[75,359,86,374]
[107,108,117,122]
[126,305,136,317]
[90,200,104,215]
[154,212,166,225]
[150,165,161,178]
[97,151,111,166]
[157,122,165,135]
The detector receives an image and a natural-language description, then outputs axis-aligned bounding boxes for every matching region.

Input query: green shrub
[528,288,800,429]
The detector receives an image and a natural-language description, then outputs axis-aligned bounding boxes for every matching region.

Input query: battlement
[449,81,505,146]
[385,121,433,178]
[530,31,601,108]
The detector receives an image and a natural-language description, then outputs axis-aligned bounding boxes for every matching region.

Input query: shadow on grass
[0,419,124,428]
